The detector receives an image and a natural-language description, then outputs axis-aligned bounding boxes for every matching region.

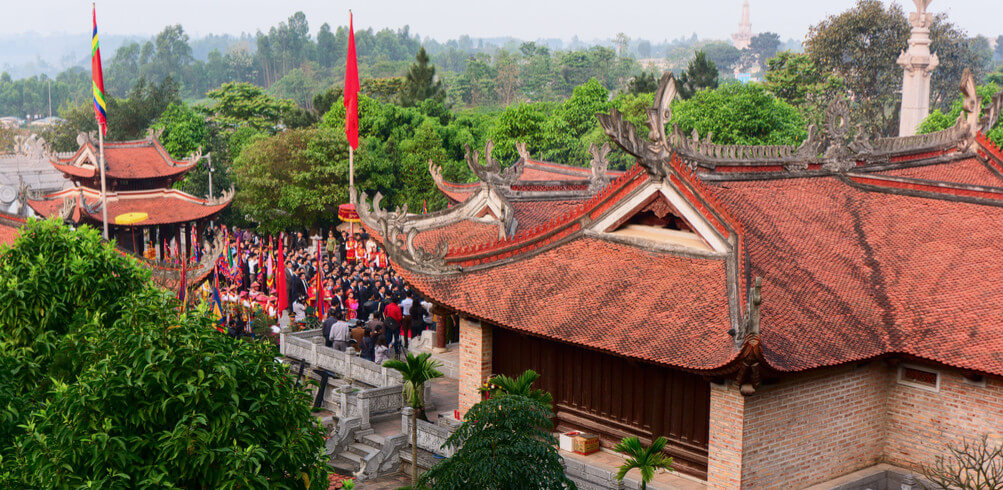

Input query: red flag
[315,241,326,317]
[344,12,360,150]
[277,233,288,313]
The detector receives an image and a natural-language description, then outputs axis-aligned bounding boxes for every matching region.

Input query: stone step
[348,442,379,458]
[329,458,357,475]
[338,451,365,465]
[354,428,374,437]
[360,433,386,447]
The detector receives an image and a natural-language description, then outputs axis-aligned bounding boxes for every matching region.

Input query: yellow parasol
[114,212,149,225]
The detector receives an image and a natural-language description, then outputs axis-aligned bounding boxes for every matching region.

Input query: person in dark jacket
[360,328,376,361]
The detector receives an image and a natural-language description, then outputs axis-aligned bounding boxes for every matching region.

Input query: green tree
[929,20,994,111]
[419,375,573,490]
[805,0,909,135]
[0,218,329,488]
[154,102,208,158]
[231,127,347,233]
[628,71,659,94]
[383,353,443,488]
[614,436,674,490]
[701,42,741,73]
[763,51,845,126]
[202,82,296,132]
[749,32,781,65]
[400,47,445,106]
[678,51,718,99]
[671,82,807,145]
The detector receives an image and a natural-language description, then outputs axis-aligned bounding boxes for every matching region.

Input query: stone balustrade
[401,407,460,458]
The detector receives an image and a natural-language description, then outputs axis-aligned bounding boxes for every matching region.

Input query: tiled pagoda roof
[28,186,232,226]
[360,72,1003,389]
[51,136,197,182]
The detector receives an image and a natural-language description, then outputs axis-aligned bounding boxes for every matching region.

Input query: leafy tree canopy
[678,51,718,100]
[400,47,445,107]
[0,219,329,488]
[420,377,573,490]
[671,82,807,146]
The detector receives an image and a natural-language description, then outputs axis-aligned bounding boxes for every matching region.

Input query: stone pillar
[458,316,491,415]
[433,305,449,352]
[706,381,747,489]
[898,0,938,136]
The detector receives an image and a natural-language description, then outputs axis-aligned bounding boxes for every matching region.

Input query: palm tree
[384,352,443,487]
[613,436,673,490]
[480,369,553,408]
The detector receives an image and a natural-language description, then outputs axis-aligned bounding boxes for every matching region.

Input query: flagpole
[99,128,108,240]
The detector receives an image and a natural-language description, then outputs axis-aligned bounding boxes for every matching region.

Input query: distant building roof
[52,137,197,181]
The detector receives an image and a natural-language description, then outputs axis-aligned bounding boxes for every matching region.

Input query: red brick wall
[707,381,746,489]
[740,363,890,488]
[885,365,1003,470]
[458,316,491,415]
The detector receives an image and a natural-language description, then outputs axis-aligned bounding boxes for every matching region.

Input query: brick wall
[706,381,746,489]
[885,365,1003,470]
[740,363,890,488]
[457,316,491,415]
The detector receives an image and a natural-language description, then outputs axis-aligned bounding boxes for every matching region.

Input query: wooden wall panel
[491,326,711,478]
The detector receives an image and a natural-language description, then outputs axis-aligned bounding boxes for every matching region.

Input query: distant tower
[732,0,752,50]
[898,0,939,136]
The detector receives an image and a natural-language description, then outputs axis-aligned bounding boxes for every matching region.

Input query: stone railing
[335,385,405,428]
[873,118,967,155]
[401,407,460,458]
[281,330,404,387]
[670,128,800,164]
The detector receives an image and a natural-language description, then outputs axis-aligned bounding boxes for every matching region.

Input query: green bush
[0,219,329,488]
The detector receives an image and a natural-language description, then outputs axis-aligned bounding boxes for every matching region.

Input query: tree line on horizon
[0,0,1001,235]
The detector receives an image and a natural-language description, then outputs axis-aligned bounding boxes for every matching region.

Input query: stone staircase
[329,427,407,481]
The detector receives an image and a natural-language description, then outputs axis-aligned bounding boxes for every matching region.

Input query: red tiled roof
[511,200,587,231]
[413,219,500,250]
[53,139,195,181]
[707,175,1003,376]
[873,157,1003,188]
[521,160,624,182]
[0,214,24,247]
[29,188,230,226]
[436,180,480,203]
[400,237,737,370]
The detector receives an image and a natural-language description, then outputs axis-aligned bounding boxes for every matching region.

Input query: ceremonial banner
[91,5,107,135]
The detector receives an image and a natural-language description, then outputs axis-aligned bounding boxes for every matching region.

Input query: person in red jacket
[383,299,403,349]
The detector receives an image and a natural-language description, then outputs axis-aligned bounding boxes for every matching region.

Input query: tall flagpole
[99,128,108,240]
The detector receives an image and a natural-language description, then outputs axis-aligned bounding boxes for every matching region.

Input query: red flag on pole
[344,12,360,150]
[277,233,288,313]
[315,241,326,317]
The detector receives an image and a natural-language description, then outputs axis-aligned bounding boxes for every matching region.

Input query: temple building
[24,131,230,290]
[357,73,1003,487]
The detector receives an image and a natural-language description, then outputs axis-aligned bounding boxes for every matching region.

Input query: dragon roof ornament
[588,142,611,192]
[599,70,979,177]
[354,188,454,275]
[465,140,524,186]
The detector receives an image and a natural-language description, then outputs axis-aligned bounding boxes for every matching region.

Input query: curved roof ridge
[446,164,646,265]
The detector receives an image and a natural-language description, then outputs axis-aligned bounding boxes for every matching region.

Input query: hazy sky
[4,0,999,42]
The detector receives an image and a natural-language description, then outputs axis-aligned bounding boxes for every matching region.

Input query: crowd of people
[202,227,436,361]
